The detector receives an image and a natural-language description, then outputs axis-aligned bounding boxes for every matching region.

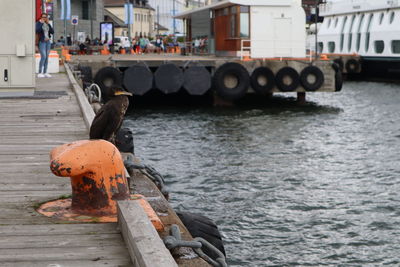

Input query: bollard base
[37,198,117,223]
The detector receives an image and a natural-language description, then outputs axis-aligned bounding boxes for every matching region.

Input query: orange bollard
[49,140,130,216]
[65,53,71,62]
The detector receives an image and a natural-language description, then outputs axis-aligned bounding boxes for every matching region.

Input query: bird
[89,86,132,145]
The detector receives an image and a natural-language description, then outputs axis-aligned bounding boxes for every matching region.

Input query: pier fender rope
[345,59,361,73]
[275,67,300,92]
[183,64,212,95]
[123,65,153,96]
[332,63,344,92]
[213,62,250,101]
[300,66,325,91]
[154,63,184,94]
[250,66,275,95]
[94,67,123,102]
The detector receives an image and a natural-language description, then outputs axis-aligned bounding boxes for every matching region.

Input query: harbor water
[123,81,400,266]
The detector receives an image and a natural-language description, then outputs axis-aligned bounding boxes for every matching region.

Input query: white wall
[250,5,306,58]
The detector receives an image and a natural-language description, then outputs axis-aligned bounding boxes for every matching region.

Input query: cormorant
[89,86,132,144]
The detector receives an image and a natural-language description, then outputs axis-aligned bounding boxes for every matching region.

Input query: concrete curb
[64,63,95,130]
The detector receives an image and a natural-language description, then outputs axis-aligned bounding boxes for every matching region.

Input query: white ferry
[316,0,400,78]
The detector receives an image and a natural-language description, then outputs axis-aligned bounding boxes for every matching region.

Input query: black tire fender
[213,62,250,101]
[345,59,360,73]
[250,66,275,95]
[275,67,300,92]
[177,211,226,261]
[79,65,93,84]
[333,58,344,72]
[331,63,343,92]
[300,66,325,91]
[115,128,134,154]
[94,67,123,102]
[123,65,153,96]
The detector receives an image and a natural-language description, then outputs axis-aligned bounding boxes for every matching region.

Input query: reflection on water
[123,81,400,266]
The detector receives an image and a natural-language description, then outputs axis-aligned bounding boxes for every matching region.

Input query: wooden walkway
[0,73,132,266]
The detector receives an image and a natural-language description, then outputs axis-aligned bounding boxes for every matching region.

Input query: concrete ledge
[118,201,178,267]
[64,63,95,129]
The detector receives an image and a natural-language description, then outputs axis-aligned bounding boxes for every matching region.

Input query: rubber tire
[331,63,343,92]
[115,128,134,154]
[79,66,93,84]
[213,62,250,101]
[177,211,226,261]
[250,67,275,95]
[275,67,300,92]
[94,67,123,102]
[345,59,360,74]
[300,66,325,91]
[333,58,344,72]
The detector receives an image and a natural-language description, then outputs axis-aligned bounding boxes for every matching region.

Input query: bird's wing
[89,106,111,139]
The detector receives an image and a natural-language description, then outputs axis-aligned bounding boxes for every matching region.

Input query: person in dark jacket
[35,13,54,78]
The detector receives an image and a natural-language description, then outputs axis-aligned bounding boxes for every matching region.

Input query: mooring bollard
[49,140,130,216]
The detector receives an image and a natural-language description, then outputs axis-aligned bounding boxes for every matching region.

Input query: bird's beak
[114,91,133,96]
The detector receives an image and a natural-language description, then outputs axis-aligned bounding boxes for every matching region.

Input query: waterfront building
[49,0,105,42]
[104,0,155,38]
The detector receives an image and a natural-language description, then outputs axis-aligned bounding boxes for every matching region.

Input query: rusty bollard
[38,140,130,222]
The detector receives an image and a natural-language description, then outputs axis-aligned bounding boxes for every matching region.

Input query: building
[148,0,206,34]
[176,0,306,58]
[49,0,105,42]
[104,0,155,38]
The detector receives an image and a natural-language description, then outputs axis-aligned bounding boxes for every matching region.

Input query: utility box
[0,0,35,89]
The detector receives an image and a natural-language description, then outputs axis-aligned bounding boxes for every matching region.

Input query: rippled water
[123,82,400,266]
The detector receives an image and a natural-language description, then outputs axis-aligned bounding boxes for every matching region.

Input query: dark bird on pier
[89,86,132,144]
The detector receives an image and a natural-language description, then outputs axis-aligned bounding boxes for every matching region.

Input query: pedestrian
[35,13,54,78]
[139,35,146,54]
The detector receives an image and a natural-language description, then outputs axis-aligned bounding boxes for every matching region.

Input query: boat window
[328,42,335,53]
[328,18,332,28]
[340,16,348,52]
[375,40,384,53]
[379,13,384,24]
[390,12,395,24]
[348,15,356,51]
[356,14,365,52]
[318,42,324,53]
[365,14,374,52]
[392,40,400,53]
[335,18,339,28]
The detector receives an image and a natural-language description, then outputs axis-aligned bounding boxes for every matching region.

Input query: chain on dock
[164,224,228,267]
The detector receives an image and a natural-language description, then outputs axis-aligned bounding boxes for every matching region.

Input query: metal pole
[90,0,94,39]
[127,0,132,41]
[173,0,176,34]
[157,5,159,35]
[315,0,318,61]
[64,0,67,45]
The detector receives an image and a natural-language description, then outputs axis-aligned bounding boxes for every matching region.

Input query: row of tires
[80,62,341,102]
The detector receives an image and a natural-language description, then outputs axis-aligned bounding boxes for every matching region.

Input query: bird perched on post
[89,86,132,145]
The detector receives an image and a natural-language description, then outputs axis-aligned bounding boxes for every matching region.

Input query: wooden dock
[0,73,132,266]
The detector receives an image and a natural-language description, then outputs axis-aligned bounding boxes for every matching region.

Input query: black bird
[89,87,132,144]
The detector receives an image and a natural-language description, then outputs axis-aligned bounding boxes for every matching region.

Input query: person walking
[35,13,54,78]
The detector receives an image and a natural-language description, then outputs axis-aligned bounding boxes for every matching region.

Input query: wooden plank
[118,200,179,267]
[0,259,133,267]
[0,223,120,236]
[0,233,125,249]
[0,183,69,191]
[0,246,131,261]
